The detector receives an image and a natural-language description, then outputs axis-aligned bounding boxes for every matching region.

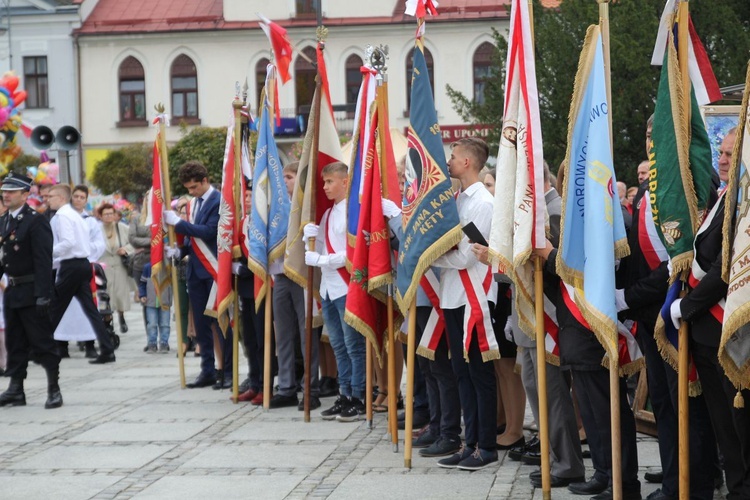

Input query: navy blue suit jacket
[175,188,220,282]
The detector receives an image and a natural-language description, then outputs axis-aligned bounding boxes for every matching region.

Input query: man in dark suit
[670,129,750,499]
[0,172,62,409]
[164,161,232,389]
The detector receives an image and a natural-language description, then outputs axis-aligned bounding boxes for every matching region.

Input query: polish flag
[258,13,293,85]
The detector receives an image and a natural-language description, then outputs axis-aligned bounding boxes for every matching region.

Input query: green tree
[9,153,41,175]
[446,0,750,187]
[90,143,152,199]
[168,127,227,196]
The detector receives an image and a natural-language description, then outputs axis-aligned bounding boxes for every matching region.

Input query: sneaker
[413,432,439,449]
[297,396,321,411]
[437,445,473,469]
[321,396,348,420]
[457,447,499,471]
[420,437,462,457]
[158,343,170,353]
[145,344,157,354]
[336,397,365,422]
[268,393,299,409]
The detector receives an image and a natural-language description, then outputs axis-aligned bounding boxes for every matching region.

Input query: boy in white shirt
[304,162,366,422]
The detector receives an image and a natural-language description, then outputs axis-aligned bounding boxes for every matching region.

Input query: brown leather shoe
[237,389,257,402]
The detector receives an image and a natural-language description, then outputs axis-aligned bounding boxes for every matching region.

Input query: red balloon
[4,74,18,92]
[12,90,26,107]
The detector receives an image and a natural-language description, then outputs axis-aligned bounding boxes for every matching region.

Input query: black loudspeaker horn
[30,125,55,150]
[56,126,80,151]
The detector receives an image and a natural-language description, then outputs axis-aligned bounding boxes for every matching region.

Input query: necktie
[195,197,203,221]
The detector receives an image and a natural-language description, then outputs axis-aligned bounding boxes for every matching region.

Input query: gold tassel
[734,390,745,409]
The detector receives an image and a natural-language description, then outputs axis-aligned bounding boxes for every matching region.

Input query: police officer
[0,172,62,409]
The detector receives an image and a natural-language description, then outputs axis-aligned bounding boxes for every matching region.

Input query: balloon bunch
[26,161,60,185]
[0,72,26,176]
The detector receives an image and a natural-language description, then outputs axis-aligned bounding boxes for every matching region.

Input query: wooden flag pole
[534,257,552,500]
[404,299,417,468]
[262,71,277,411]
[598,1,622,498]
[155,103,186,389]
[366,339,374,428]
[230,87,245,404]
[676,2,691,498]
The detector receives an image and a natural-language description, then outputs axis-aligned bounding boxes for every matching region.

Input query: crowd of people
[0,119,747,500]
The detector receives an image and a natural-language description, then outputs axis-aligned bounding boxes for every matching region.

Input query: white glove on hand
[305,251,329,267]
[163,210,181,226]
[231,262,243,275]
[667,259,673,276]
[381,198,402,219]
[303,224,319,251]
[615,289,628,312]
[503,322,514,343]
[670,298,683,329]
[165,246,181,260]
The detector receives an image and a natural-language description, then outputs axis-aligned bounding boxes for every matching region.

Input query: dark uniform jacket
[0,204,53,308]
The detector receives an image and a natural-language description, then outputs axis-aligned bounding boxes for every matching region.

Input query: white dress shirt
[315,199,348,301]
[433,181,497,309]
[51,203,91,269]
[82,212,105,262]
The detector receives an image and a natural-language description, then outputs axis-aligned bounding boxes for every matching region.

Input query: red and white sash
[689,189,726,324]
[187,197,219,314]
[637,191,669,271]
[458,265,499,361]
[416,269,446,359]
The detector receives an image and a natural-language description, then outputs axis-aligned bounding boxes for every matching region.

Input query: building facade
[76,0,510,177]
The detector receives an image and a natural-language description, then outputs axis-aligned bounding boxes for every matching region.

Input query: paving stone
[7,444,176,470]
[181,442,337,469]
[69,422,211,442]
[131,475,304,499]
[0,475,125,499]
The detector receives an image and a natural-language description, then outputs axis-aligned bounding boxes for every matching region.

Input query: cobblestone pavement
[0,309,727,499]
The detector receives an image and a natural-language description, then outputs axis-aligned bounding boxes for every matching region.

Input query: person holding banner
[305,162,366,422]
[433,137,498,471]
[164,161,233,389]
[670,129,750,499]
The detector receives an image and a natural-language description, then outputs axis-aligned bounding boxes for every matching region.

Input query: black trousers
[444,306,497,451]
[691,340,750,500]
[240,295,265,392]
[5,301,59,379]
[50,258,113,354]
[571,368,640,492]
[416,306,462,441]
[636,322,716,499]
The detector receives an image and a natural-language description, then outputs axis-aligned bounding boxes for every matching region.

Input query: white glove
[504,322,514,343]
[667,259,673,276]
[382,198,402,219]
[670,298,683,329]
[305,251,329,267]
[615,289,628,312]
[163,210,181,226]
[303,224,319,251]
[165,246,181,260]
[231,262,243,275]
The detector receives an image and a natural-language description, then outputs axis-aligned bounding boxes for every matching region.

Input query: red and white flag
[651,0,722,105]
[488,0,546,338]
[215,124,238,333]
[149,134,170,298]
[258,14,293,85]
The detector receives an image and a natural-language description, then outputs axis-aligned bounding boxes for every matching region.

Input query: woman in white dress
[98,203,133,332]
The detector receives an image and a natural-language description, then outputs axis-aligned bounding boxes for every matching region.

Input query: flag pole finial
[370,45,389,84]
[316,25,328,43]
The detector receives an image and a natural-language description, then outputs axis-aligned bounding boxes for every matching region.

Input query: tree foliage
[9,153,41,174]
[90,143,152,199]
[168,127,227,196]
[447,0,750,187]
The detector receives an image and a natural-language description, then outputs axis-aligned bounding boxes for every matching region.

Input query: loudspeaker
[56,126,80,151]
[30,125,55,150]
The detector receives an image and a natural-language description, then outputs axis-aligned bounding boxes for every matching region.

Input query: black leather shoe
[269,393,299,409]
[212,376,232,390]
[0,379,25,407]
[45,387,63,409]
[590,486,642,500]
[567,477,608,495]
[645,489,675,500]
[530,472,585,488]
[297,396,321,411]
[88,352,116,364]
[397,411,430,430]
[497,436,525,450]
[644,470,663,484]
[186,373,216,389]
[521,448,542,466]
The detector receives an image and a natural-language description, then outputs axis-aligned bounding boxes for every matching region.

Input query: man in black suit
[670,129,750,499]
[0,172,62,409]
[164,161,232,389]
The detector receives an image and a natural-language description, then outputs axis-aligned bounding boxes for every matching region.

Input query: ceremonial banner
[720,66,750,395]
[651,0,722,105]
[344,103,393,364]
[149,134,170,299]
[346,64,377,265]
[257,14,293,84]
[215,123,238,332]
[284,43,345,290]
[248,69,291,308]
[649,29,714,280]
[395,36,462,312]
[488,0,546,338]
[557,25,629,359]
